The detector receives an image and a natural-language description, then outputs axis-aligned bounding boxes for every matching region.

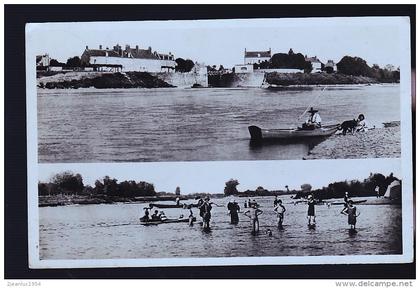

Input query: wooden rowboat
[248,124,339,141]
[149,203,199,209]
[140,217,196,226]
[328,199,368,206]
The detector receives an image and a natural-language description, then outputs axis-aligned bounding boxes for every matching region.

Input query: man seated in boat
[301,107,322,130]
[151,210,160,221]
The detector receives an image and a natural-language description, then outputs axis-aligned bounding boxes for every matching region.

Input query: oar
[210,202,224,207]
[297,87,326,121]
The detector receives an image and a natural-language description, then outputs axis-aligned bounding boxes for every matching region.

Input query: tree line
[250,49,399,82]
[297,173,400,200]
[49,57,83,68]
[38,171,156,198]
[223,172,400,200]
[336,56,400,83]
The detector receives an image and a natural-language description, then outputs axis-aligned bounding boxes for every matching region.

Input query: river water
[38,84,400,162]
[39,196,402,260]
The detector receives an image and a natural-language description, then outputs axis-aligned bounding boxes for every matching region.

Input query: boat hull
[140,217,196,226]
[248,125,338,141]
[149,203,199,209]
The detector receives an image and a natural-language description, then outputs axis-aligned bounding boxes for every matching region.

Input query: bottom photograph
[30,159,411,268]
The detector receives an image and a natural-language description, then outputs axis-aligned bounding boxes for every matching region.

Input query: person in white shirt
[375,185,380,198]
[356,114,367,132]
[303,107,322,129]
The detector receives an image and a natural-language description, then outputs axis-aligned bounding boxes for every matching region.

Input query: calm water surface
[39,196,402,260]
[38,85,400,162]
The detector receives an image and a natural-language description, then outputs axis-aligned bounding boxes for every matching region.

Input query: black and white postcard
[25,16,413,268]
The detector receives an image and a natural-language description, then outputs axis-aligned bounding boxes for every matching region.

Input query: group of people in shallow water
[141,192,361,234]
[304,191,360,230]
[240,197,287,234]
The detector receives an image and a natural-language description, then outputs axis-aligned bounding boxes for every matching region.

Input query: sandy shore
[306,124,400,159]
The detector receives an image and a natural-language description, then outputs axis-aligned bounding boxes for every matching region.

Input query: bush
[65,56,82,68]
[51,171,84,195]
[269,52,312,73]
[175,58,195,72]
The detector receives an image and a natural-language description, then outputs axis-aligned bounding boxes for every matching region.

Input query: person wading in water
[188,208,195,226]
[341,200,360,231]
[199,196,212,229]
[274,200,286,230]
[307,195,316,227]
[244,201,263,235]
[227,199,240,224]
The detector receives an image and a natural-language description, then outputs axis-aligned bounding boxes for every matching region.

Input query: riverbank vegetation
[294,173,400,201]
[265,72,379,86]
[222,172,400,201]
[39,170,400,207]
[38,71,174,89]
[337,56,400,83]
[253,49,313,73]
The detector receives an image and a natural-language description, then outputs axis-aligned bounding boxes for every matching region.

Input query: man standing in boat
[302,107,322,130]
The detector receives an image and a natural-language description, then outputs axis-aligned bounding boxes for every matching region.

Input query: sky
[26,17,405,68]
[38,159,401,194]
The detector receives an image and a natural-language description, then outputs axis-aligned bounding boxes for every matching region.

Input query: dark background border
[5,4,416,279]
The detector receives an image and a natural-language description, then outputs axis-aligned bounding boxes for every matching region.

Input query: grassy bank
[37,71,174,89]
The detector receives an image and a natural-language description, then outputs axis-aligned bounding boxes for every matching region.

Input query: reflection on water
[38,85,400,162]
[249,137,324,157]
[39,196,402,260]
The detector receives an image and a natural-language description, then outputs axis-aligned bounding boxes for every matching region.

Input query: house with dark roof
[81,44,176,72]
[244,48,271,65]
[325,60,337,72]
[305,55,323,73]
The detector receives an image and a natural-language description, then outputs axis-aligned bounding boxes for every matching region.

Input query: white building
[36,54,50,68]
[325,60,337,72]
[305,56,323,73]
[81,44,176,72]
[234,64,254,73]
[244,49,271,65]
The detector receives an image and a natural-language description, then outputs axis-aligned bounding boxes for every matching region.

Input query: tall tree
[224,179,239,196]
[66,56,82,68]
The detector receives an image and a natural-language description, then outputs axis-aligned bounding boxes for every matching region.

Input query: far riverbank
[37,71,398,89]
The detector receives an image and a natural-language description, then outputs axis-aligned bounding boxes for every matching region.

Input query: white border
[26,16,413,269]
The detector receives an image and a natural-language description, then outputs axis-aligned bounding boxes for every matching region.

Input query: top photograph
[28,17,411,163]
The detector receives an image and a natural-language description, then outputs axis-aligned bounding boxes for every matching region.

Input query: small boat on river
[140,217,196,226]
[149,203,199,209]
[327,199,368,206]
[248,124,339,141]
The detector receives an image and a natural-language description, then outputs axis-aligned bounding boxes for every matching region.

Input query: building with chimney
[244,49,271,65]
[81,44,176,72]
[305,56,323,73]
